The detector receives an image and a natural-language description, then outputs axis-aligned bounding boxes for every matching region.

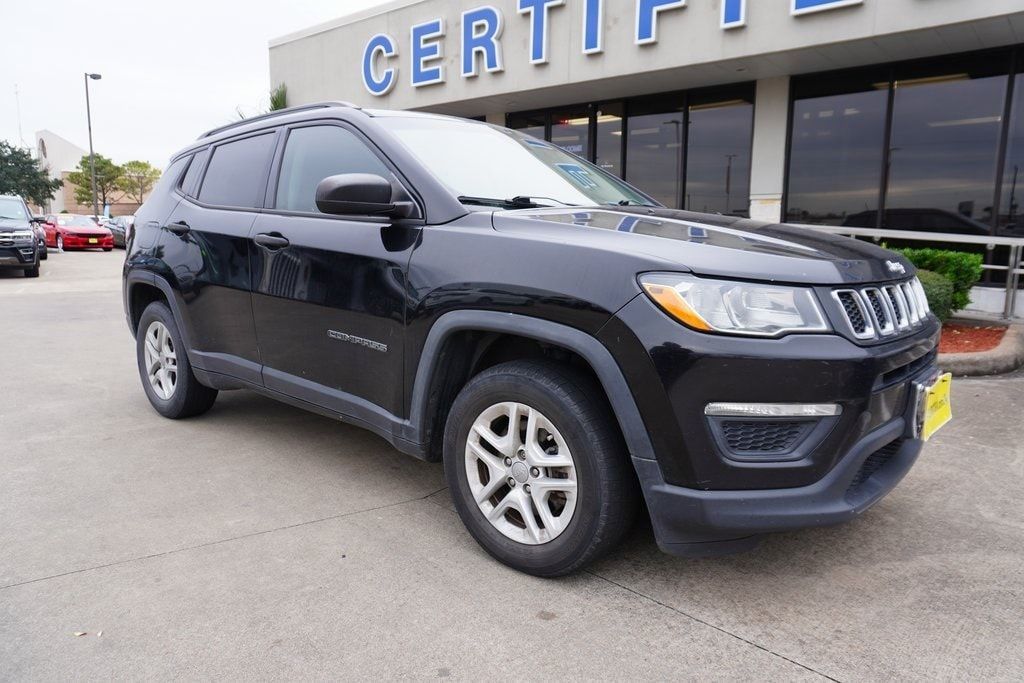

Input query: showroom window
[785,67,890,226]
[998,50,1024,237]
[786,47,1020,236]
[508,83,755,213]
[685,91,754,216]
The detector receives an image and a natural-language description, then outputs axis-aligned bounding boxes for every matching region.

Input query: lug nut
[524,484,531,494]
[517,448,526,460]
[507,477,516,487]
[504,457,513,467]
[530,467,540,477]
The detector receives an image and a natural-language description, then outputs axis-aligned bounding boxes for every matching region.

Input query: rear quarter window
[198,133,277,208]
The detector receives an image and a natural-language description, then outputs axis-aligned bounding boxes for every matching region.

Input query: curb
[938,324,1024,377]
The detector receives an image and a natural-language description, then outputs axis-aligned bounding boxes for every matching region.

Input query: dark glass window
[884,55,1007,235]
[595,102,624,178]
[198,133,276,208]
[686,92,754,216]
[149,155,190,199]
[550,106,590,157]
[507,112,546,141]
[624,95,684,208]
[786,67,890,225]
[180,148,209,197]
[999,57,1024,237]
[275,125,389,213]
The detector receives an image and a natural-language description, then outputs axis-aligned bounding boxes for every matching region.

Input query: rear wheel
[136,301,217,419]
[444,360,639,576]
[103,247,112,252]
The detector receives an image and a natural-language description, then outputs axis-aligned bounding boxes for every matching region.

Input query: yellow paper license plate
[89,238,98,244]
[920,373,952,441]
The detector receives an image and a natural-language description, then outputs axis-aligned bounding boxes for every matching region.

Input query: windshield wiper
[608,200,657,208]
[457,195,578,209]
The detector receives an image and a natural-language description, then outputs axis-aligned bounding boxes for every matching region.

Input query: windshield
[376,116,657,209]
[0,197,28,221]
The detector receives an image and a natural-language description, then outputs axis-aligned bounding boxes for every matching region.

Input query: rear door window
[198,133,277,208]
[180,148,210,198]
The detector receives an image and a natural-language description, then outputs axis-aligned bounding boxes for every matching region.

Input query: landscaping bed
[939,322,1007,354]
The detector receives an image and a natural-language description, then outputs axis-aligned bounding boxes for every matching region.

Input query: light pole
[84,72,102,218]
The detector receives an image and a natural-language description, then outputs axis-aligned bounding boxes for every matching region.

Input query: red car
[43,214,114,251]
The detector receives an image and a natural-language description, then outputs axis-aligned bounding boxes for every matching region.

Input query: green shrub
[916,270,954,322]
[891,247,983,312]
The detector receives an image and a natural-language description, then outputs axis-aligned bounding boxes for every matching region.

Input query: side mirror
[30,216,46,224]
[315,173,398,216]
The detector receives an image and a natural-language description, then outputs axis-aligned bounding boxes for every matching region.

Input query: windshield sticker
[555,163,599,190]
[524,138,550,149]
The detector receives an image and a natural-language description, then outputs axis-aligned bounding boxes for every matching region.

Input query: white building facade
[270,0,1024,294]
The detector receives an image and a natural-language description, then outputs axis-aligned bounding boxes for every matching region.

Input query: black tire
[136,301,218,419]
[23,265,40,278]
[103,247,113,252]
[444,359,639,576]
[39,248,47,260]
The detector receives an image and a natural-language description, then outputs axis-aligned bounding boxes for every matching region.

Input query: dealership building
[270,0,1024,305]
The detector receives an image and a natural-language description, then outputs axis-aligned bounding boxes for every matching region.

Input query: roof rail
[198,101,360,139]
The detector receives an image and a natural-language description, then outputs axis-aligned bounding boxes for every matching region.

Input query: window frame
[262,119,424,223]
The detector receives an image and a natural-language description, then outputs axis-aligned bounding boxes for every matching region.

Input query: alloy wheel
[144,320,178,400]
[465,401,578,545]
[56,235,63,252]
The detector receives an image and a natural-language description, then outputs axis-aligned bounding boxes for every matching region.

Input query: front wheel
[23,265,39,278]
[39,247,47,260]
[103,247,113,252]
[136,301,218,419]
[444,360,639,576]
[56,235,63,252]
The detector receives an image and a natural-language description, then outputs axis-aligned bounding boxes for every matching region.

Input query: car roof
[170,102,484,162]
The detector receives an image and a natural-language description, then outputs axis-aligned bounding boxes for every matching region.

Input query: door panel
[159,201,261,383]
[250,214,418,416]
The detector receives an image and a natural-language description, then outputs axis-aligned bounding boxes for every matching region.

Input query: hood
[0,217,32,232]
[491,207,913,285]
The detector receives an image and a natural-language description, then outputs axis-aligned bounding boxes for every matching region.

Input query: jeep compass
[123,103,949,576]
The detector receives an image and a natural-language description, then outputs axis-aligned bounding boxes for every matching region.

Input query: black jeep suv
[124,103,944,576]
[0,195,43,278]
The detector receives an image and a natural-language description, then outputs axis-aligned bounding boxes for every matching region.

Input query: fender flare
[405,310,657,462]
[124,270,194,351]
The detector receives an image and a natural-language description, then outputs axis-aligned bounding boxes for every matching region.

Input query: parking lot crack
[585,570,841,682]
[0,486,449,591]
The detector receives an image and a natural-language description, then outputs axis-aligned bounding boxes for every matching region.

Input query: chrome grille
[832,278,930,341]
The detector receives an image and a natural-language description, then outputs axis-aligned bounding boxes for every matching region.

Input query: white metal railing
[790,224,1024,320]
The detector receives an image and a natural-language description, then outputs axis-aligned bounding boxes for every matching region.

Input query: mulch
[939,323,1007,354]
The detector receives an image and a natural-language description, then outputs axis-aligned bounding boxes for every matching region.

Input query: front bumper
[635,414,924,556]
[62,234,113,249]
[600,291,942,556]
[0,245,39,268]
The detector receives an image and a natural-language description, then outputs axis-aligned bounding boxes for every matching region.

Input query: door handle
[254,233,290,250]
[166,220,191,236]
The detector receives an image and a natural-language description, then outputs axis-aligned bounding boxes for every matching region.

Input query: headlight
[639,273,831,337]
[11,230,35,244]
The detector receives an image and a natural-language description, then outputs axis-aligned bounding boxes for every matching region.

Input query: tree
[67,154,122,211]
[269,83,288,111]
[117,160,161,205]
[0,141,62,206]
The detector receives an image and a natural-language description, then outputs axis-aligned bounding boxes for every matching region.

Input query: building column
[748,76,791,223]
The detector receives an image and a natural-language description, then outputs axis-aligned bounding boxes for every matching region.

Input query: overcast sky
[0,0,388,169]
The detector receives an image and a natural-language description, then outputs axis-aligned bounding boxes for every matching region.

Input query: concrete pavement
[1,251,1022,680]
